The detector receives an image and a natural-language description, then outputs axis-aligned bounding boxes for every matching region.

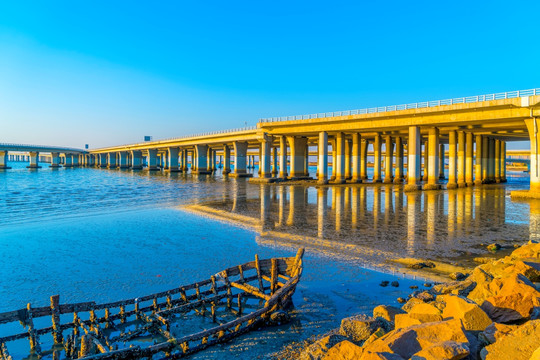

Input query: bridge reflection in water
[186,181,535,269]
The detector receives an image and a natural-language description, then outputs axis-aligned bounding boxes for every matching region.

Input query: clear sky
[0,1,538,149]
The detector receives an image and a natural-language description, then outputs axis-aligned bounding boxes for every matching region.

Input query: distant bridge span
[0,143,86,169]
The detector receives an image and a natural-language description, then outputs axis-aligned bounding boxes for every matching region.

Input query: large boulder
[299,333,349,360]
[322,340,363,359]
[402,297,425,312]
[438,295,492,331]
[478,322,518,345]
[480,320,540,360]
[480,274,540,323]
[339,314,391,343]
[362,319,469,359]
[407,303,443,323]
[433,280,476,297]
[510,242,540,260]
[360,351,405,360]
[394,314,422,330]
[504,260,540,282]
[410,341,470,360]
[373,305,405,323]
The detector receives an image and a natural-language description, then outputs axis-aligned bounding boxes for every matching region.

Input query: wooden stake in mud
[50,295,63,344]
[238,265,245,283]
[119,305,126,323]
[180,288,188,303]
[270,258,278,294]
[237,294,243,316]
[73,313,80,337]
[211,275,218,295]
[255,254,264,293]
[223,270,232,309]
[196,284,201,300]
[1,342,13,360]
[166,294,172,309]
[25,303,41,355]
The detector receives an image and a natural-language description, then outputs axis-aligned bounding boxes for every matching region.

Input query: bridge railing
[0,143,85,153]
[258,87,540,123]
[90,126,258,150]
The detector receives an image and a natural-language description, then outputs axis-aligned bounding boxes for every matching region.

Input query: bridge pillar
[247,154,252,169]
[422,139,429,182]
[287,136,308,179]
[360,139,368,180]
[475,135,483,185]
[230,142,251,177]
[107,152,117,169]
[344,139,351,179]
[223,145,231,174]
[394,136,403,183]
[424,127,441,190]
[501,141,507,182]
[351,133,362,183]
[182,150,189,172]
[147,149,158,170]
[49,152,60,168]
[330,138,336,181]
[487,138,495,183]
[72,154,79,167]
[511,119,540,198]
[279,136,288,178]
[457,131,466,187]
[465,132,474,186]
[259,136,272,178]
[131,151,142,170]
[118,151,128,169]
[317,131,328,184]
[405,126,421,191]
[332,133,346,183]
[383,135,393,184]
[373,133,382,183]
[192,145,210,174]
[482,136,489,183]
[0,151,10,169]
[304,142,309,176]
[439,143,445,180]
[495,139,501,183]
[206,147,213,172]
[64,154,73,168]
[272,146,278,176]
[167,147,180,172]
[26,151,41,169]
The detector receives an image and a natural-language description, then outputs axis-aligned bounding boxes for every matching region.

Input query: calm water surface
[0,161,536,358]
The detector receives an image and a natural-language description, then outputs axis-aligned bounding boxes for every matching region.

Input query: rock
[269,310,290,325]
[394,314,422,329]
[299,333,349,360]
[407,303,443,323]
[397,297,406,303]
[474,257,493,264]
[380,281,389,287]
[322,340,363,360]
[415,291,436,302]
[450,272,468,281]
[402,297,425,312]
[478,322,518,345]
[373,305,405,323]
[409,261,436,269]
[510,242,540,260]
[363,327,390,347]
[339,314,391,343]
[433,280,476,297]
[505,260,540,282]
[487,244,501,252]
[438,295,492,332]
[410,285,419,289]
[360,351,405,360]
[391,281,399,287]
[424,283,433,287]
[530,347,540,360]
[411,341,470,360]
[480,274,540,323]
[362,319,469,359]
[480,320,540,360]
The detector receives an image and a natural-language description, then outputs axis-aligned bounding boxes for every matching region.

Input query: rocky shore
[280,241,540,360]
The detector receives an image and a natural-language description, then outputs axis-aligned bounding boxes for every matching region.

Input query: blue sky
[0,1,538,148]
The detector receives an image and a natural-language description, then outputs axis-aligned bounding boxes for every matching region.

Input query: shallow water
[0,161,537,358]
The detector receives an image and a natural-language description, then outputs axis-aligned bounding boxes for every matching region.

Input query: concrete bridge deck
[0,143,87,169]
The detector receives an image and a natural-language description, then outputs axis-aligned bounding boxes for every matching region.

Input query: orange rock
[480,319,540,360]
[323,340,363,360]
[299,333,348,360]
[479,322,518,344]
[402,298,424,312]
[373,305,405,323]
[407,303,443,323]
[362,319,469,359]
[438,295,492,331]
[510,242,540,260]
[360,351,405,360]
[339,314,392,343]
[410,341,470,360]
[394,314,422,330]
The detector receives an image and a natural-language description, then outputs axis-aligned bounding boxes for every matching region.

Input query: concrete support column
[183,150,189,171]
[73,154,80,167]
[27,152,40,169]
[488,138,495,182]
[147,149,158,171]
[439,143,445,179]
[64,154,73,168]
[259,137,272,178]
[117,152,128,169]
[193,144,209,174]
[482,136,489,182]
[107,152,117,169]
[231,141,250,177]
[422,139,429,181]
[272,146,278,176]
[304,142,309,176]
[223,145,231,174]
[383,135,393,183]
[0,151,10,169]
[206,147,213,172]
[50,152,60,168]
[424,127,441,190]
[465,132,474,186]
[457,131,466,187]
[287,136,308,178]
[131,151,143,170]
[394,136,403,183]
[373,133,382,182]
[474,135,483,185]
[331,138,337,181]
[317,131,328,184]
[501,141,507,182]
[344,139,351,179]
[360,139,368,180]
[162,152,169,170]
[167,147,180,172]
[334,132,346,183]
[351,133,361,183]
[495,139,501,183]
[405,126,421,191]
[279,136,287,178]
